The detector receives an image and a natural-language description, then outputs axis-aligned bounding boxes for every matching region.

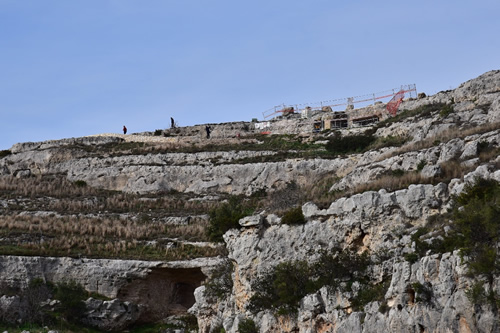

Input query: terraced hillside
[0,70,499,332]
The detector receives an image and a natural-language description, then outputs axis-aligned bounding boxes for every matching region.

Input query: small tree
[207,196,253,242]
[204,259,234,300]
[54,281,87,323]
[238,318,258,333]
[280,206,306,225]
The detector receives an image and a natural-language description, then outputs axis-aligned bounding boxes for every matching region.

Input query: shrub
[204,259,234,300]
[391,169,405,177]
[207,196,254,242]
[378,301,389,314]
[465,281,500,307]
[22,278,54,325]
[249,260,313,315]
[154,129,163,136]
[249,250,375,315]
[411,282,433,304]
[280,206,306,225]
[439,104,454,118]
[417,159,427,171]
[313,250,371,289]
[74,180,87,187]
[238,318,258,333]
[466,281,487,305]
[0,150,11,158]
[325,133,375,155]
[54,281,87,323]
[404,253,419,264]
[351,280,390,311]
[440,178,500,279]
[453,178,500,277]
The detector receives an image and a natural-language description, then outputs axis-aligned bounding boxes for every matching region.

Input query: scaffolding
[262,84,417,119]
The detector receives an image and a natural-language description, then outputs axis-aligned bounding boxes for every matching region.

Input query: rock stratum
[0,70,499,332]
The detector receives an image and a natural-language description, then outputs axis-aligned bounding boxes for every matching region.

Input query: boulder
[83,298,142,331]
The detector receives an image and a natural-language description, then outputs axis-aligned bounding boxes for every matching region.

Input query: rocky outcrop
[1,70,500,332]
[330,129,500,191]
[0,145,353,195]
[83,298,143,331]
[190,165,500,332]
[378,70,500,144]
[0,255,221,329]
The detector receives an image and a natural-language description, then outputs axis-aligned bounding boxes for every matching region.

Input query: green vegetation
[401,179,500,281]
[417,159,427,171]
[280,206,306,225]
[465,281,500,308]
[0,279,87,329]
[53,281,87,323]
[238,318,258,333]
[325,132,375,155]
[0,150,11,158]
[73,180,87,187]
[451,178,500,279]
[204,259,234,300]
[207,196,254,242]
[439,104,454,118]
[1,278,199,332]
[248,250,385,315]
[248,260,314,315]
[351,280,390,311]
[411,282,433,304]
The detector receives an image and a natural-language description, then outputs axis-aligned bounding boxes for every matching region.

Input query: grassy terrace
[0,175,225,260]
[0,100,498,260]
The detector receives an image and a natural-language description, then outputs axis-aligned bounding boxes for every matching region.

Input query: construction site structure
[262,85,417,129]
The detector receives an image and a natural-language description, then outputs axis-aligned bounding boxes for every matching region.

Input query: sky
[1,0,499,150]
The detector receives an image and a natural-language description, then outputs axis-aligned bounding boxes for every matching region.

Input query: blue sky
[1,0,499,150]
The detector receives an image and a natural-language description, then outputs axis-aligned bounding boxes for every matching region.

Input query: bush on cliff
[203,259,234,300]
[248,250,381,315]
[325,132,375,155]
[451,178,500,278]
[0,150,11,158]
[207,196,254,242]
[248,260,314,315]
[280,206,306,225]
[238,318,258,333]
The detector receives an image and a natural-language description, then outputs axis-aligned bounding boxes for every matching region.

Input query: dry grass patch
[0,214,216,260]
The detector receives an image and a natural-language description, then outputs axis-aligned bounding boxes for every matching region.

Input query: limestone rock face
[330,129,500,192]
[1,70,500,332]
[83,298,143,331]
[0,255,221,329]
[193,166,500,333]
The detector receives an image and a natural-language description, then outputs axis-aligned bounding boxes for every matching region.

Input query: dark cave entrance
[117,267,206,322]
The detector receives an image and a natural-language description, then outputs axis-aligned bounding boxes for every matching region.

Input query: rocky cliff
[0,70,499,332]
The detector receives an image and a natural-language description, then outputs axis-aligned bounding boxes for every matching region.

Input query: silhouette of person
[123,126,127,135]
[205,125,211,139]
[171,117,175,128]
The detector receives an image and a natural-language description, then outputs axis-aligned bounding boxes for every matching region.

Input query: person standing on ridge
[123,126,127,135]
[205,125,211,139]
[171,117,175,128]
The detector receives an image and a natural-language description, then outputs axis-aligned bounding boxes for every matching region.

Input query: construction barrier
[263,84,417,119]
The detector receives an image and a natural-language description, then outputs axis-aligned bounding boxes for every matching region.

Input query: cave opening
[117,266,206,322]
